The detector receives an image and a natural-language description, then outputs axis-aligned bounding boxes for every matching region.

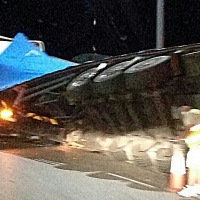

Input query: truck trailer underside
[1,34,200,173]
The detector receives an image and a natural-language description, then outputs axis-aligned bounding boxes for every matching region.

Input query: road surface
[0,137,192,200]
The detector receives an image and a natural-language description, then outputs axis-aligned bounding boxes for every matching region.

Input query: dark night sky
[0,0,200,60]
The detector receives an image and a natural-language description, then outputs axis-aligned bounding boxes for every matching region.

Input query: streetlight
[156,0,165,49]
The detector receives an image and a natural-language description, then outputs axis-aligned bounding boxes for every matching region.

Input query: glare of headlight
[0,109,13,120]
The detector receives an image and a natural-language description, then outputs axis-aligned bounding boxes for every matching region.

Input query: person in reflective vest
[177,108,200,197]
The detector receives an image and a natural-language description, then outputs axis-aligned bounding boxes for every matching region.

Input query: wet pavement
[0,150,186,200]
[0,135,198,199]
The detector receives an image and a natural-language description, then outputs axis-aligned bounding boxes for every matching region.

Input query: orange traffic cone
[167,149,186,193]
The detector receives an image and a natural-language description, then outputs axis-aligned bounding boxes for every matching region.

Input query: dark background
[0,0,200,60]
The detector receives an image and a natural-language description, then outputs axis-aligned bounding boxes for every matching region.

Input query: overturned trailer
[1,33,200,172]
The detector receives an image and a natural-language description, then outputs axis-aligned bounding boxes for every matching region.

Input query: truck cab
[0,35,45,54]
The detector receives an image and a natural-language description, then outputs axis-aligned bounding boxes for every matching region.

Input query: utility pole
[156,0,164,49]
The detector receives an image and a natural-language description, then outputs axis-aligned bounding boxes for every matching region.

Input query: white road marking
[108,173,157,189]
[34,159,66,167]
[32,158,157,189]
[85,171,103,176]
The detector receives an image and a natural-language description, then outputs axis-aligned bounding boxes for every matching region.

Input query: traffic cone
[167,149,186,193]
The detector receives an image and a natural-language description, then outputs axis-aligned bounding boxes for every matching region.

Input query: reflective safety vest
[185,124,200,148]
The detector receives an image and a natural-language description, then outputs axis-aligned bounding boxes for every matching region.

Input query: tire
[66,63,107,102]
[92,56,145,95]
[124,56,172,91]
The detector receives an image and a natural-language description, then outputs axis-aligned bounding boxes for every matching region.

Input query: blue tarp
[0,33,77,91]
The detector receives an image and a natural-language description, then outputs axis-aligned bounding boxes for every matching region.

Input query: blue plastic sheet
[0,33,77,91]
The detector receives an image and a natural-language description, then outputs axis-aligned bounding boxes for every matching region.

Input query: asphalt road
[0,136,194,200]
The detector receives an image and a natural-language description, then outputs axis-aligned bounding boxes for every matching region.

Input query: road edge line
[107,173,157,189]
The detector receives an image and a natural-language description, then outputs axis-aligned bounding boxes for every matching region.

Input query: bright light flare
[0,109,16,122]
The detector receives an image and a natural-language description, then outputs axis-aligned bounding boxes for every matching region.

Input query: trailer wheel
[93,57,144,95]
[124,56,171,91]
[66,63,107,102]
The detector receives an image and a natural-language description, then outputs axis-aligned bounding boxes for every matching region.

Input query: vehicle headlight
[0,109,16,122]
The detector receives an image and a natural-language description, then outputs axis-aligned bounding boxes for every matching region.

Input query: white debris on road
[65,127,174,164]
